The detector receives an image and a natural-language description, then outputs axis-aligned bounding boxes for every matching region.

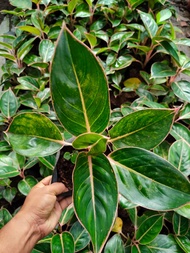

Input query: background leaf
[51,24,110,136]
[168,140,190,176]
[136,214,164,244]
[172,81,190,103]
[0,89,18,118]
[51,232,74,253]
[70,221,90,251]
[104,234,125,253]
[18,176,38,196]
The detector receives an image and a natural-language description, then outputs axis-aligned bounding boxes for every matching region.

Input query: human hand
[19,176,72,239]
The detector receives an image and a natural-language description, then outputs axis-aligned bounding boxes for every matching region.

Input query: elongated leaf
[127,0,144,8]
[170,123,190,144]
[109,109,175,149]
[39,40,54,62]
[172,81,190,103]
[18,26,41,36]
[17,76,40,91]
[2,187,17,204]
[59,204,74,226]
[160,41,179,64]
[51,232,74,253]
[168,140,190,176]
[51,24,109,136]
[139,11,158,38]
[0,155,20,179]
[173,213,189,236]
[10,0,32,9]
[70,221,90,251]
[156,9,172,24]
[73,153,118,253]
[109,147,190,210]
[151,62,176,78]
[17,38,36,60]
[104,234,124,253]
[176,236,190,252]
[136,214,164,244]
[0,89,18,118]
[6,113,63,157]
[18,176,38,196]
[176,204,190,219]
[145,234,184,253]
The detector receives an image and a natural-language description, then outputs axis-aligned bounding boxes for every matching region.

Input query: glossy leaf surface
[145,234,184,253]
[109,109,175,149]
[173,213,189,236]
[0,89,18,118]
[39,40,54,62]
[18,176,38,196]
[172,81,190,102]
[139,11,158,38]
[6,113,63,157]
[73,153,118,253]
[170,123,190,143]
[51,232,74,253]
[70,221,90,251]
[109,147,190,210]
[168,140,190,176]
[104,234,124,253]
[51,24,109,136]
[136,214,164,244]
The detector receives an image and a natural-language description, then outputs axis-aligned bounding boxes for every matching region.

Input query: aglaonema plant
[5,23,190,253]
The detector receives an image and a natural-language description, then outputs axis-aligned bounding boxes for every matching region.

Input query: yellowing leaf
[123,77,141,89]
[112,217,123,233]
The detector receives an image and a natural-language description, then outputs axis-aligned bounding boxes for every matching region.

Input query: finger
[59,196,72,210]
[47,182,68,196]
[40,176,52,185]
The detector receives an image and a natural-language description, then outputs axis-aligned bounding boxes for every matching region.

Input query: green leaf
[59,205,74,226]
[168,140,190,176]
[156,9,172,24]
[70,221,90,251]
[17,76,40,91]
[172,81,190,103]
[173,213,189,236]
[0,53,16,62]
[6,113,63,157]
[9,0,32,9]
[170,123,190,144]
[145,234,184,252]
[0,89,18,118]
[151,62,176,78]
[136,214,164,244]
[50,24,109,136]
[17,38,36,60]
[39,40,54,62]
[109,147,190,210]
[0,208,12,228]
[176,236,190,252]
[18,176,38,196]
[109,109,175,149]
[2,187,17,204]
[73,153,118,253]
[127,0,144,8]
[104,234,124,253]
[139,11,158,38]
[112,55,134,70]
[160,41,179,64]
[72,133,107,155]
[18,26,41,36]
[176,204,190,219]
[0,156,20,179]
[51,232,74,253]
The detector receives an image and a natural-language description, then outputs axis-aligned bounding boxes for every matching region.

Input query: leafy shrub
[1,0,190,252]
